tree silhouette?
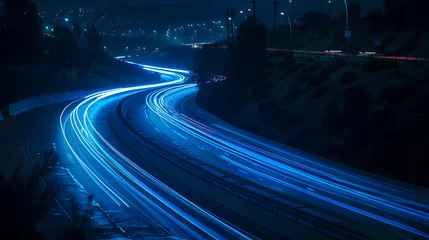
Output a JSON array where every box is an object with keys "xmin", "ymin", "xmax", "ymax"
[
  {"xmin": 348, "ymin": 3, "xmax": 362, "ymax": 23},
  {"xmin": 1, "ymin": 0, "xmax": 42, "ymax": 61},
  {"xmin": 229, "ymin": 16, "xmax": 268, "ymax": 88},
  {"xmin": 0, "ymin": 149, "xmax": 57, "ymax": 239},
  {"xmin": 299, "ymin": 11, "xmax": 331, "ymax": 29},
  {"xmin": 72, "ymin": 22, "xmax": 82, "ymax": 39},
  {"xmin": 85, "ymin": 23, "xmax": 101, "ymax": 50}
]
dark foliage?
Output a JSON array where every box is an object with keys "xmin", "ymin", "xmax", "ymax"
[
  {"xmin": 284, "ymin": 87, "xmax": 305, "ymax": 103},
  {"xmin": 193, "ymin": 47, "xmax": 227, "ymax": 85},
  {"xmin": 0, "ymin": 149, "xmax": 58, "ymax": 239},
  {"xmin": 293, "ymin": 64, "xmax": 321, "ymax": 82},
  {"xmin": 340, "ymin": 71, "xmax": 357, "ymax": 85},
  {"xmin": 377, "ymin": 84, "xmax": 417, "ymax": 105},
  {"xmin": 196, "ymin": 81, "xmax": 247, "ymax": 120},
  {"xmin": 252, "ymin": 81, "xmax": 274, "ymax": 101},
  {"xmin": 85, "ymin": 24, "xmax": 102, "ymax": 51},
  {"xmin": 72, "ymin": 22, "xmax": 83, "ymax": 39},
  {"xmin": 343, "ymin": 85, "xmax": 372, "ymax": 127},
  {"xmin": 0, "ymin": 0, "xmax": 42, "ymax": 63},
  {"xmin": 299, "ymin": 11, "xmax": 331, "ymax": 29},
  {"xmin": 258, "ymin": 100, "xmax": 284, "ymax": 124},
  {"xmin": 398, "ymin": 38, "xmax": 420, "ymax": 56},
  {"xmin": 311, "ymin": 85, "xmax": 330, "ymax": 99},
  {"xmin": 229, "ymin": 16, "xmax": 268, "ymax": 88},
  {"xmin": 363, "ymin": 59, "xmax": 398, "ymax": 72},
  {"xmin": 283, "ymin": 51, "xmax": 295, "ymax": 65},
  {"xmin": 348, "ymin": 3, "xmax": 362, "ymax": 24}
]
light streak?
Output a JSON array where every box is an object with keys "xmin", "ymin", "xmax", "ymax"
[
  {"xmin": 60, "ymin": 63, "xmax": 254, "ymax": 239},
  {"xmin": 143, "ymin": 84, "xmax": 429, "ymax": 239}
]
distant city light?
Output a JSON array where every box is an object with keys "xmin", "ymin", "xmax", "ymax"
[
  {"xmin": 45, "ymin": 26, "xmax": 49, "ymax": 29},
  {"xmin": 240, "ymin": 10, "xmax": 243, "ymax": 14},
  {"xmin": 248, "ymin": 9, "xmax": 251, "ymax": 11},
  {"xmin": 228, "ymin": 17, "xmax": 231, "ymax": 20},
  {"xmin": 280, "ymin": 12, "xmax": 285, "ymax": 16},
  {"xmin": 65, "ymin": 18, "xmax": 69, "ymax": 22}
]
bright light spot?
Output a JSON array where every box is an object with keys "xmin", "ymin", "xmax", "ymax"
[
  {"xmin": 248, "ymin": 8, "xmax": 251, "ymax": 11},
  {"xmin": 280, "ymin": 12, "xmax": 285, "ymax": 15},
  {"xmin": 240, "ymin": 10, "xmax": 243, "ymax": 13},
  {"xmin": 228, "ymin": 17, "xmax": 231, "ymax": 20},
  {"xmin": 65, "ymin": 18, "xmax": 69, "ymax": 22}
]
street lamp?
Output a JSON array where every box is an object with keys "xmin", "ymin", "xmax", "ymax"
[{"xmin": 343, "ymin": 0, "xmax": 350, "ymax": 58}]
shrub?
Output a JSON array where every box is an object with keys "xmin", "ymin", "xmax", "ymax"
[
  {"xmin": 363, "ymin": 59, "xmax": 398, "ymax": 72},
  {"xmin": 322, "ymin": 115, "xmax": 345, "ymax": 134},
  {"xmin": 343, "ymin": 85, "xmax": 372, "ymax": 127},
  {"xmin": 311, "ymin": 85, "xmax": 330, "ymax": 99},
  {"xmin": 319, "ymin": 65, "xmax": 340, "ymax": 77},
  {"xmin": 258, "ymin": 100, "xmax": 284, "ymax": 124},
  {"xmin": 252, "ymin": 81, "xmax": 274, "ymax": 101},
  {"xmin": 340, "ymin": 71, "xmax": 357, "ymax": 85},
  {"xmin": 309, "ymin": 74, "xmax": 329, "ymax": 86},
  {"xmin": 286, "ymin": 63, "xmax": 305, "ymax": 74},
  {"xmin": 293, "ymin": 64, "xmax": 320, "ymax": 82},
  {"xmin": 283, "ymin": 51, "xmax": 295, "ymax": 65},
  {"xmin": 326, "ymin": 100, "xmax": 339, "ymax": 116},
  {"xmin": 306, "ymin": 57, "xmax": 315, "ymax": 63},
  {"xmin": 377, "ymin": 84, "xmax": 417, "ymax": 105},
  {"xmin": 284, "ymin": 87, "xmax": 305, "ymax": 103},
  {"xmin": 1, "ymin": 149, "xmax": 58, "ymax": 239}
]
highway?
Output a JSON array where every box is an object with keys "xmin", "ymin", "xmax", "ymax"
[
  {"xmin": 6, "ymin": 61, "xmax": 428, "ymax": 239},
  {"xmin": 122, "ymin": 82, "xmax": 429, "ymax": 239}
]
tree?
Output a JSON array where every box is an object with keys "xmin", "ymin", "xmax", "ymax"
[
  {"xmin": 299, "ymin": 11, "xmax": 331, "ymax": 29},
  {"xmin": 229, "ymin": 16, "xmax": 268, "ymax": 88},
  {"xmin": 85, "ymin": 23, "xmax": 101, "ymax": 50},
  {"xmin": 72, "ymin": 22, "xmax": 82, "ymax": 39},
  {"xmin": 348, "ymin": 3, "xmax": 361, "ymax": 23},
  {"xmin": 0, "ymin": 149, "xmax": 57, "ymax": 239},
  {"xmin": 1, "ymin": 0, "xmax": 42, "ymax": 60}
]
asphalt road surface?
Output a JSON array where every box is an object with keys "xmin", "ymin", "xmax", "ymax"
[{"xmin": 2, "ymin": 62, "xmax": 429, "ymax": 239}]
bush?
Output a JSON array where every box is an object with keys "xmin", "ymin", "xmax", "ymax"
[
  {"xmin": 309, "ymin": 74, "xmax": 329, "ymax": 87},
  {"xmin": 343, "ymin": 85, "xmax": 372, "ymax": 127},
  {"xmin": 283, "ymin": 52, "xmax": 295, "ymax": 65},
  {"xmin": 293, "ymin": 64, "xmax": 320, "ymax": 82},
  {"xmin": 322, "ymin": 115, "xmax": 345, "ymax": 134},
  {"xmin": 319, "ymin": 65, "xmax": 340, "ymax": 77},
  {"xmin": 340, "ymin": 71, "xmax": 357, "ymax": 85},
  {"xmin": 306, "ymin": 57, "xmax": 315, "ymax": 63},
  {"xmin": 1, "ymin": 149, "xmax": 58, "ymax": 239},
  {"xmin": 377, "ymin": 84, "xmax": 417, "ymax": 105},
  {"xmin": 363, "ymin": 59, "xmax": 398, "ymax": 72},
  {"xmin": 258, "ymin": 100, "xmax": 284, "ymax": 124},
  {"xmin": 286, "ymin": 63, "xmax": 305, "ymax": 74},
  {"xmin": 284, "ymin": 87, "xmax": 305, "ymax": 103},
  {"xmin": 252, "ymin": 81, "xmax": 274, "ymax": 101},
  {"xmin": 326, "ymin": 100, "xmax": 339, "ymax": 116},
  {"xmin": 310, "ymin": 85, "xmax": 330, "ymax": 99}
]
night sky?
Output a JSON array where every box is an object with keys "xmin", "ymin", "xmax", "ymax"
[
  {"xmin": 34, "ymin": 0, "xmax": 383, "ymax": 28},
  {"xmin": 35, "ymin": 0, "xmax": 383, "ymax": 14}
]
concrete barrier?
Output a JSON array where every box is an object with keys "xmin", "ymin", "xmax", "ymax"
[{"xmin": 9, "ymin": 90, "xmax": 88, "ymax": 117}]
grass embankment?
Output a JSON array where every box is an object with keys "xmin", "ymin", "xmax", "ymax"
[{"xmin": 197, "ymin": 56, "xmax": 429, "ymax": 187}]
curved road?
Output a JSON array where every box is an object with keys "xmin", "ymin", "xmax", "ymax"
[
  {"xmin": 5, "ymin": 62, "xmax": 429, "ymax": 239},
  {"xmin": 124, "ymin": 83, "xmax": 429, "ymax": 239}
]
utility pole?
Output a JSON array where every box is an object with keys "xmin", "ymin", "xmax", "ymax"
[
  {"xmin": 230, "ymin": 8, "xmax": 236, "ymax": 43},
  {"xmin": 272, "ymin": 0, "xmax": 279, "ymax": 30},
  {"xmin": 225, "ymin": 8, "xmax": 230, "ymax": 42},
  {"xmin": 250, "ymin": 0, "xmax": 258, "ymax": 17}
]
